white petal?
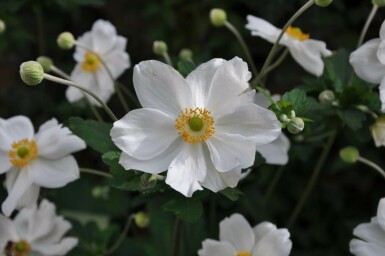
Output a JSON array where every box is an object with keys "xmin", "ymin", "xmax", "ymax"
[
  {"xmin": 185, "ymin": 58, "xmax": 226, "ymax": 108},
  {"xmin": 67, "ymin": 65, "xmax": 91, "ymax": 103},
  {"xmin": 379, "ymin": 77, "xmax": 385, "ymax": 112},
  {"xmin": 252, "ymin": 228, "xmax": 292, "ymax": 256},
  {"xmin": 245, "ymin": 15, "xmax": 281, "ymax": 44},
  {"xmin": 133, "ymin": 60, "xmax": 192, "ymax": 116},
  {"xmin": 92, "ymin": 67, "xmax": 115, "ymax": 104},
  {"xmin": 0, "ymin": 215, "xmax": 19, "ymax": 249},
  {"xmin": 32, "ymin": 237, "xmax": 78, "ymax": 255},
  {"xmin": 0, "ymin": 116, "xmax": 34, "ymax": 151},
  {"xmin": 74, "ymin": 32, "xmax": 92, "ymax": 62},
  {"xmin": 253, "ymin": 222, "xmax": 278, "ymax": 244},
  {"xmin": 378, "ymin": 40, "xmax": 385, "ymax": 65},
  {"xmin": 91, "ymin": 20, "xmax": 117, "ymax": 55},
  {"xmin": 29, "ymin": 156, "xmax": 79, "ymax": 188},
  {"xmin": 103, "ymin": 37, "xmax": 130, "ymax": 78},
  {"xmin": 165, "ymin": 144, "xmax": 206, "ymax": 197},
  {"xmin": 198, "ymin": 239, "xmax": 236, "ymax": 256},
  {"xmin": 350, "ymin": 238, "xmax": 385, "ymax": 256},
  {"xmin": 206, "ymin": 57, "xmax": 253, "ymax": 117},
  {"xmin": 111, "ymin": 108, "xmax": 178, "ymax": 160},
  {"xmin": 118, "ymin": 139, "xmax": 184, "ymax": 174},
  {"xmin": 377, "ymin": 198, "xmax": 385, "ymax": 231},
  {"xmin": 350, "ymin": 39, "xmax": 385, "ymax": 84},
  {"xmin": 353, "ymin": 218, "xmax": 385, "ymax": 248},
  {"xmin": 380, "ymin": 20, "xmax": 385, "ymax": 41},
  {"xmin": 0, "ymin": 150, "xmax": 12, "ymax": 174},
  {"xmin": 256, "ymin": 134, "xmax": 290, "ymax": 165},
  {"xmin": 219, "ymin": 213, "xmax": 255, "ymax": 252}
]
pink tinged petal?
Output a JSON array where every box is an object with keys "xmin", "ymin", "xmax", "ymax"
[
  {"xmin": 0, "ymin": 116, "xmax": 34, "ymax": 151},
  {"xmin": 350, "ymin": 239, "xmax": 385, "ymax": 256},
  {"xmin": 350, "ymin": 39, "xmax": 385, "ymax": 84},
  {"xmin": 245, "ymin": 15, "xmax": 281, "ymax": 44},
  {"xmin": 256, "ymin": 134, "xmax": 290, "ymax": 165},
  {"xmin": 32, "ymin": 237, "xmax": 78, "ymax": 255},
  {"xmin": 252, "ymin": 228, "xmax": 292, "ymax": 256},
  {"xmin": 0, "ymin": 215, "xmax": 19, "ymax": 249},
  {"xmin": 0, "ymin": 150, "xmax": 12, "ymax": 174},
  {"xmin": 118, "ymin": 139, "xmax": 184, "ymax": 174},
  {"xmin": 2, "ymin": 168, "xmax": 34, "ymax": 217},
  {"xmin": 29, "ymin": 156, "xmax": 80, "ymax": 188},
  {"xmin": 219, "ymin": 214, "xmax": 255, "ymax": 252},
  {"xmin": 165, "ymin": 144, "xmax": 206, "ymax": 197},
  {"xmin": 352, "ymin": 218, "xmax": 385, "ymax": 248},
  {"xmin": 91, "ymin": 20, "xmax": 118, "ymax": 54},
  {"xmin": 185, "ymin": 58, "xmax": 226, "ymax": 108},
  {"xmin": 35, "ymin": 118, "xmax": 86, "ymax": 159},
  {"xmin": 198, "ymin": 239, "xmax": 237, "ymax": 256},
  {"xmin": 377, "ymin": 198, "xmax": 385, "ymax": 231},
  {"xmin": 133, "ymin": 60, "xmax": 192, "ymax": 116},
  {"xmin": 111, "ymin": 108, "xmax": 178, "ymax": 160},
  {"xmin": 206, "ymin": 57, "xmax": 253, "ymax": 117},
  {"xmin": 253, "ymin": 222, "xmax": 278, "ymax": 244}
]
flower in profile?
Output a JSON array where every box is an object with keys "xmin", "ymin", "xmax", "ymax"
[
  {"xmin": 198, "ymin": 213, "xmax": 292, "ymax": 256},
  {"xmin": 0, "ymin": 116, "xmax": 86, "ymax": 216},
  {"xmin": 67, "ymin": 20, "xmax": 130, "ymax": 105},
  {"xmin": 350, "ymin": 20, "xmax": 385, "ymax": 112},
  {"xmin": 245, "ymin": 15, "xmax": 332, "ymax": 77},
  {"xmin": 350, "ymin": 198, "xmax": 385, "ymax": 255},
  {"xmin": 111, "ymin": 57, "xmax": 281, "ymax": 197},
  {"xmin": 0, "ymin": 199, "xmax": 78, "ymax": 256}
]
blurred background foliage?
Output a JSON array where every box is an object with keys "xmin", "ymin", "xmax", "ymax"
[{"xmin": 0, "ymin": 0, "xmax": 385, "ymax": 255}]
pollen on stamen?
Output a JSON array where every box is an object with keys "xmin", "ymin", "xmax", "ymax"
[
  {"xmin": 81, "ymin": 51, "xmax": 101, "ymax": 72},
  {"xmin": 285, "ymin": 26, "xmax": 310, "ymax": 41},
  {"xmin": 9, "ymin": 139, "xmax": 38, "ymax": 167}
]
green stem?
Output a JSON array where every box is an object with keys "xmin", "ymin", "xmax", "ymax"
[
  {"xmin": 358, "ymin": 156, "xmax": 385, "ymax": 180},
  {"xmin": 51, "ymin": 66, "xmax": 71, "ymax": 80},
  {"xmin": 357, "ymin": 4, "xmax": 379, "ymax": 48},
  {"xmin": 80, "ymin": 168, "xmax": 112, "ymax": 178},
  {"xmin": 224, "ymin": 21, "xmax": 259, "ymax": 77},
  {"xmin": 262, "ymin": 49, "xmax": 289, "ymax": 76},
  {"xmin": 263, "ymin": 166, "xmax": 285, "ymax": 204},
  {"xmin": 116, "ymin": 81, "xmax": 141, "ymax": 107},
  {"xmin": 288, "ymin": 130, "xmax": 337, "ymax": 228},
  {"xmin": 172, "ymin": 218, "xmax": 181, "ymax": 256},
  {"xmin": 253, "ymin": 0, "xmax": 315, "ymax": 88},
  {"xmin": 43, "ymin": 74, "xmax": 118, "ymax": 121},
  {"xmin": 163, "ymin": 52, "xmax": 173, "ymax": 66},
  {"xmin": 105, "ymin": 215, "xmax": 134, "ymax": 255}
]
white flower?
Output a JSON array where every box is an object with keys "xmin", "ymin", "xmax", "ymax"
[
  {"xmin": 67, "ymin": 19, "xmax": 130, "ymax": 105},
  {"xmin": 0, "ymin": 116, "xmax": 86, "ymax": 216},
  {"xmin": 245, "ymin": 15, "xmax": 332, "ymax": 77},
  {"xmin": 350, "ymin": 198, "xmax": 385, "ymax": 255},
  {"xmin": 111, "ymin": 57, "xmax": 281, "ymax": 197},
  {"xmin": 0, "ymin": 199, "xmax": 78, "ymax": 256},
  {"xmin": 370, "ymin": 116, "xmax": 385, "ymax": 147},
  {"xmin": 350, "ymin": 20, "xmax": 385, "ymax": 112},
  {"xmin": 198, "ymin": 213, "xmax": 292, "ymax": 256},
  {"xmin": 254, "ymin": 94, "xmax": 290, "ymax": 165}
]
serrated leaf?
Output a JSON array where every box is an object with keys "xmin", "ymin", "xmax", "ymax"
[
  {"xmin": 338, "ymin": 109, "xmax": 367, "ymax": 131},
  {"xmin": 282, "ymin": 89, "xmax": 310, "ymax": 116},
  {"xmin": 163, "ymin": 195, "xmax": 203, "ymax": 223},
  {"xmin": 324, "ymin": 49, "xmax": 352, "ymax": 92},
  {"xmin": 220, "ymin": 188, "xmax": 244, "ymax": 201},
  {"xmin": 177, "ymin": 60, "xmax": 196, "ymax": 77}
]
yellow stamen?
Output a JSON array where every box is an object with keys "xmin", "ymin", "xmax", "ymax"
[
  {"xmin": 81, "ymin": 51, "xmax": 101, "ymax": 72},
  {"xmin": 236, "ymin": 251, "xmax": 251, "ymax": 256},
  {"xmin": 9, "ymin": 139, "xmax": 38, "ymax": 167},
  {"xmin": 4, "ymin": 240, "xmax": 32, "ymax": 256},
  {"xmin": 285, "ymin": 26, "xmax": 310, "ymax": 41},
  {"xmin": 175, "ymin": 107, "xmax": 215, "ymax": 144}
]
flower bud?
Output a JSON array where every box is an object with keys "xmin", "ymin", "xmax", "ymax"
[
  {"xmin": 318, "ymin": 90, "xmax": 335, "ymax": 106},
  {"xmin": 339, "ymin": 146, "xmax": 359, "ymax": 164},
  {"xmin": 315, "ymin": 0, "xmax": 333, "ymax": 7},
  {"xmin": 153, "ymin": 41, "xmax": 168, "ymax": 56},
  {"xmin": 92, "ymin": 186, "xmax": 110, "ymax": 199},
  {"xmin": 287, "ymin": 117, "xmax": 304, "ymax": 134},
  {"xmin": 210, "ymin": 8, "xmax": 227, "ymax": 27},
  {"xmin": 0, "ymin": 19, "xmax": 5, "ymax": 34},
  {"xmin": 371, "ymin": 116, "xmax": 385, "ymax": 147},
  {"xmin": 373, "ymin": 0, "xmax": 385, "ymax": 6},
  {"xmin": 57, "ymin": 32, "xmax": 75, "ymax": 50},
  {"xmin": 36, "ymin": 56, "xmax": 53, "ymax": 72},
  {"xmin": 134, "ymin": 212, "xmax": 150, "ymax": 228},
  {"xmin": 140, "ymin": 173, "xmax": 157, "ymax": 189},
  {"xmin": 20, "ymin": 61, "xmax": 44, "ymax": 86},
  {"xmin": 179, "ymin": 48, "xmax": 193, "ymax": 61},
  {"xmin": 280, "ymin": 114, "xmax": 289, "ymax": 123},
  {"xmin": 289, "ymin": 110, "xmax": 296, "ymax": 119}
]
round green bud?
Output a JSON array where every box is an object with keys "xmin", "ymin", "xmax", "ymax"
[
  {"xmin": 36, "ymin": 56, "xmax": 53, "ymax": 72},
  {"xmin": 20, "ymin": 61, "xmax": 44, "ymax": 86},
  {"xmin": 280, "ymin": 114, "xmax": 289, "ymax": 123},
  {"xmin": 57, "ymin": 32, "xmax": 75, "ymax": 50},
  {"xmin": 339, "ymin": 146, "xmax": 359, "ymax": 164},
  {"xmin": 179, "ymin": 48, "xmax": 193, "ymax": 61},
  {"xmin": 92, "ymin": 186, "xmax": 110, "ymax": 199},
  {"xmin": 287, "ymin": 117, "xmax": 305, "ymax": 134},
  {"xmin": 318, "ymin": 90, "xmax": 336, "ymax": 106},
  {"xmin": 0, "ymin": 19, "xmax": 6, "ymax": 34},
  {"xmin": 210, "ymin": 8, "xmax": 227, "ymax": 27},
  {"xmin": 373, "ymin": 0, "xmax": 385, "ymax": 6},
  {"xmin": 315, "ymin": 0, "xmax": 333, "ymax": 7},
  {"xmin": 140, "ymin": 173, "xmax": 157, "ymax": 189},
  {"xmin": 153, "ymin": 41, "xmax": 168, "ymax": 56},
  {"xmin": 134, "ymin": 212, "xmax": 150, "ymax": 228}
]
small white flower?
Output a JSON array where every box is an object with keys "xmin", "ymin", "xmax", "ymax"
[
  {"xmin": 350, "ymin": 198, "xmax": 385, "ymax": 255},
  {"xmin": 350, "ymin": 20, "xmax": 385, "ymax": 112},
  {"xmin": 198, "ymin": 213, "xmax": 292, "ymax": 256},
  {"xmin": 0, "ymin": 199, "xmax": 78, "ymax": 256},
  {"xmin": 0, "ymin": 116, "xmax": 86, "ymax": 216},
  {"xmin": 67, "ymin": 19, "xmax": 130, "ymax": 105},
  {"xmin": 111, "ymin": 57, "xmax": 281, "ymax": 197},
  {"xmin": 245, "ymin": 15, "xmax": 332, "ymax": 77},
  {"xmin": 370, "ymin": 116, "xmax": 385, "ymax": 147}
]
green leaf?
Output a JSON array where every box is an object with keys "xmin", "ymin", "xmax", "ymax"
[
  {"xmin": 324, "ymin": 49, "xmax": 352, "ymax": 92},
  {"xmin": 163, "ymin": 195, "xmax": 203, "ymax": 223},
  {"xmin": 338, "ymin": 109, "xmax": 367, "ymax": 131},
  {"xmin": 282, "ymin": 89, "xmax": 310, "ymax": 116},
  {"xmin": 177, "ymin": 60, "xmax": 196, "ymax": 77},
  {"xmin": 220, "ymin": 187, "xmax": 244, "ymax": 201},
  {"xmin": 66, "ymin": 117, "xmax": 117, "ymax": 154}
]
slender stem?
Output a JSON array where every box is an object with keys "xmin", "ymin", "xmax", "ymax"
[
  {"xmin": 358, "ymin": 156, "xmax": 385, "ymax": 180},
  {"xmin": 263, "ymin": 166, "xmax": 285, "ymax": 204},
  {"xmin": 114, "ymin": 83, "xmax": 130, "ymax": 112},
  {"xmin": 105, "ymin": 215, "xmax": 134, "ymax": 255},
  {"xmin": 116, "ymin": 81, "xmax": 141, "ymax": 107},
  {"xmin": 43, "ymin": 74, "xmax": 118, "ymax": 121},
  {"xmin": 80, "ymin": 168, "xmax": 112, "ymax": 178},
  {"xmin": 288, "ymin": 130, "xmax": 337, "ymax": 228},
  {"xmin": 172, "ymin": 218, "xmax": 181, "ymax": 256},
  {"xmin": 224, "ymin": 21, "xmax": 259, "ymax": 77},
  {"xmin": 263, "ymin": 49, "xmax": 289, "ymax": 76},
  {"xmin": 253, "ymin": 0, "xmax": 315, "ymax": 88},
  {"xmin": 51, "ymin": 66, "xmax": 71, "ymax": 80},
  {"xmin": 163, "ymin": 52, "xmax": 173, "ymax": 66},
  {"xmin": 357, "ymin": 4, "xmax": 379, "ymax": 48}
]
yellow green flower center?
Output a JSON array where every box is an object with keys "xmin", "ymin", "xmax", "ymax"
[
  {"xmin": 175, "ymin": 107, "xmax": 215, "ymax": 144},
  {"xmin": 285, "ymin": 26, "xmax": 310, "ymax": 41},
  {"xmin": 236, "ymin": 251, "xmax": 251, "ymax": 256},
  {"xmin": 9, "ymin": 139, "xmax": 38, "ymax": 167},
  {"xmin": 81, "ymin": 51, "xmax": 101, "ymax": 72},
  {"xmin": 4, "ymin": 240, "xmax": 32, "ymax": 256}
]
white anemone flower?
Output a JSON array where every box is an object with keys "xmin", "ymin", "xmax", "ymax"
[
  {"xmin": 0, "ymin": 116, "xmax": 86, "ymax": 217},
  {"xmin": 350, "ymin": 21, "xmax": 385, "ymax": 112},
  {"xmin": 111, "ymin": 57, "xmax": 281, "ymax": 197},
  {"xmin": 245, "ymin": 15, "xmax": 332, "ymax": 77},
  {"xmin": 198, "ymin": 213, "xmax": 292, "ymax": 256},
  {"xmin": 0, "ymin": 199, "xmax": 78, "ymax": 256},
  {"xmin": 67, "ymin": 19, "xmax": 130, "ymax": 105},
  {"xmin": 350, "ymin": 198, "xmax": 385, "ymax": 255}
]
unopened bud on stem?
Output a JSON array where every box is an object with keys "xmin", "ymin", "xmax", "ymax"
[
  {"xmin": 318, "ymin": 90, "xmax": 335, "ymax": 106},
  {"xmin": 134, "ymin": 212, "xmax": 150, "ymax": 228},
  {"xmin": 153, "ymin": 41, "xmax": 168, "ymax": 56},
  {"xmin": 287, "ymin": 117, "xmax": 304, "ymax": 134},
  {"xmin": 315, "ymin": 0, "xmax": 333, "ymax": 7},
  {"xmin": 373, "ymin": 0, "xmax": 385, "ymax": 7},
  {"xmin": 36, "ymin": 56, "xmax": 53, "ymax": 72},
  {"xmin": 57, "ymin": 32, "xmax": 75, "ymax": 50},
  {"xmin": 179, "ymin": 48, "xmax": 193, "ymax": 61},
  {"xmin": 0, "ymin": 20, "xmax": 5, "ymax": 33},
  {"xmin": 20, "ymin": 61, "xmax": 44, "ymax": 86},
  {"xmin": 339, "ymin": 146, "xmax": 359, "ymax": 164},
  {"xmin": 210, "ymin": 8, "xmax": 227, "ymax": 27}
]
